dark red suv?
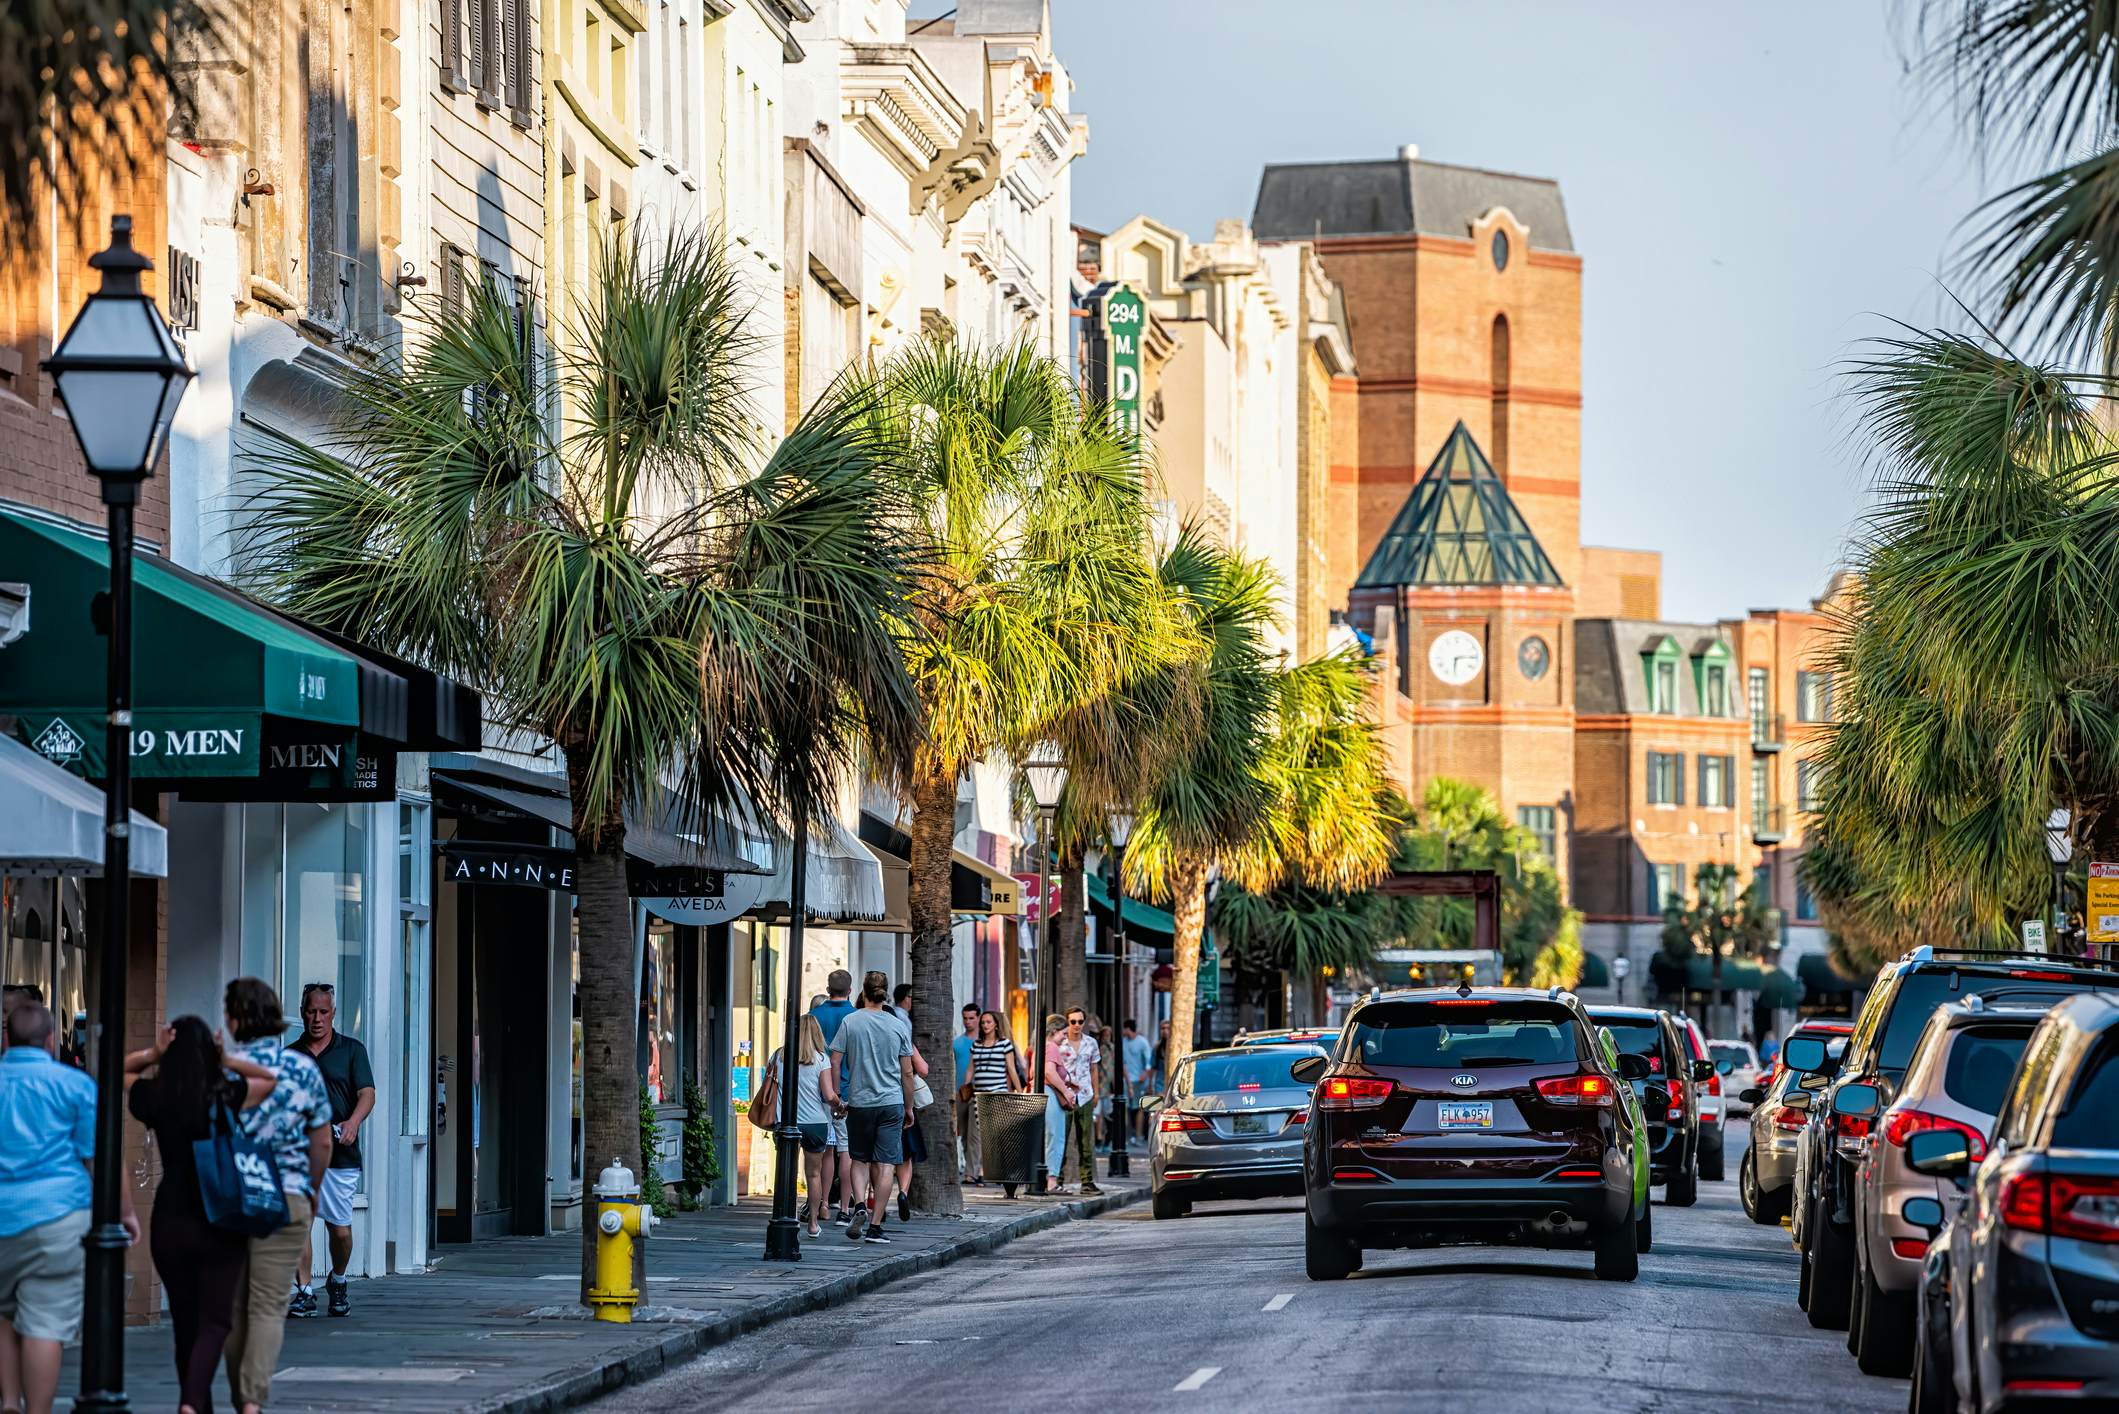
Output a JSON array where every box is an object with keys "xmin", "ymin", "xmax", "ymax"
[{"xmin": 1295, "ymin": 986, "xmax": 1652, "ymax": 1282}]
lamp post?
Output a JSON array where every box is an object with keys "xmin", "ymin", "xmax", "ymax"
[
  {"xmin": 2045, "ymin": 807, "xmax": 2073, "ymax": 954},
  {"xmin": 762, "ymin": 773, "xmax": 811, "ymax": 1262},
  {"xmin": 1105, "ymin": 814, "xmax": 1132, "ymax": 1178},
  {"xmin": 43, "ymin": 215, "xmax": 195, "ymax": 1414},
  {"xmin": 1020, "ymin": 742, "xmax": 1067, "ymax": 1195}
]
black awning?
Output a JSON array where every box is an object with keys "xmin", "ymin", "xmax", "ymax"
[
  {"xmin": 858, "ymin": 811, "xmax": 1007, "ymax": 914},
  {"xmin": 433, "ymin": 765, "xmax": 762, "ymax": 881},
  {"xmin": 286, "ymin": 618, "xmax": 482, "ymax": 750}
]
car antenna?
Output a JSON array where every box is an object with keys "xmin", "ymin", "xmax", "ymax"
[{"xmin": 1457, "ymin": 979, "xmax": 1473, "ymax": 998}]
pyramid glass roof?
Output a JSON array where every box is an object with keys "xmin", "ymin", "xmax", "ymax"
[{"xmin": 1352, "ymin": 421, "xmax": 1564, "ymax": 589}]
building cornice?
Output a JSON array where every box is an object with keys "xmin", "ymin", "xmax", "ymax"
[{"xmin": 843, "ymin": 44, "xmax": 970, "ymax": 181}]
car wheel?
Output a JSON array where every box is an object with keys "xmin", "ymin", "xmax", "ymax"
[
  {"xmin": 1798, "ymin": 1221, "xmax": 1815, "ymax": 1310},
  {"xmin": 1701, "ymin": 1133, "xmax": 1726, "ymax": 1182},
  {"xmin": 1806, "ymin": 1196, "xmax": 1854, "ymax": 1330},
  {"xmin": 1740, "ymin": 1149, "xmax": 1779, "ymax": 1225},
  {"xmin": 1304, "ymin": 1209, "xmax": 1356, "ymax": 1282},
  {"xmin": 1151, "ymin": 1189, "xmax": 1185, "ymax": 1221},
  {"xmin": 1636, "ymin": 1193, "xmax": 1654, "ymax": 1253},
  {"xmin": 1594, "ymin": 1209, "xmax": 1639, "ymax": 1282},
  {"xmin": 1665, "ymin": 1164, "xmax": 1698, "ymax": 1208},
  {"xmin": 1847, "ymin": 1244, "xmax": 1868, "ymax": 1356},
  {"xmin": 1855, "ymin": 1261, "xmax": 1915, "ymax": 1377},
  {"xmin": 1910, "ymin": 1311, "xmax": 1951, "ymax": 1414}
]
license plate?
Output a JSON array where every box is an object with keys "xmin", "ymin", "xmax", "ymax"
[
  {"xmin": 1231, "ymin": 1113, "xmax": 1270, "ymax": 1135},
  {"xmin": 1438, "ymin": 1101, "xmax": 1494, "ymax": 1130}
]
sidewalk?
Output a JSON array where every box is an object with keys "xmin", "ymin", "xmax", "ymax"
[{"xmin": 70, "ymin": 1156, "xmax": 1147, "ymax": 1413}]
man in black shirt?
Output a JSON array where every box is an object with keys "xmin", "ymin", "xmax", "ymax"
[{"xmin": 287, "ymin": 983, "xmax": 374, "ymax": 1319}]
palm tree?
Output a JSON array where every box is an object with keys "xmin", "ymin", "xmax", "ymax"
[
  {"xmin": 1125, "ymin": 532, "xmax": 1391, "ymax": 1077},
  {"xmin": 235, "ymin": 227, "xmax": 916, "ymax": 1285},
  {"xmin": 874, "ymin": 340, "xmax": 1168, "ymax": 1215}
]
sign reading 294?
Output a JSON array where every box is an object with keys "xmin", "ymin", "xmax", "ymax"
[{"xmin": 1102, "ymin": 285, "xmax": 1146, "ymax": 444}]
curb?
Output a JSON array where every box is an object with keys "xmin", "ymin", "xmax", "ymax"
[{"xmin": 470, "ymin": 1185, "xmax": 1146, "ymax": 1413}]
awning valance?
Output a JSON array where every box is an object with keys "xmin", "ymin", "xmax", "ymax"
[
  {"xmin": 1577, "ymin": 951, "xmax": 1612, "ymax": 988},
  {"xmin": 0, "ymin": 734, "xmax": 166, "ymax": 876},
  {"xmin": 1085, "ymin": 872, "xmax": 1176, "ymax": 939},
  {"xmin": 1649, "ymin": 952, "xmax": 1801, "ymax": 1006},
  {"xmin": 857, "ymin": 811, "xmax": 1018, "ymax": 917}
]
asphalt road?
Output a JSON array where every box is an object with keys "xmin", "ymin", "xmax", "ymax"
[{"xmin": 592, "ymin": 1126, "xmax": 1903, "ymax": 1413}]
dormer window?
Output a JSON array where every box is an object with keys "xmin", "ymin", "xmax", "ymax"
[
  {"xmin": 1691, "ymin": 638, "xmax": 1733, "ymax": 717},
  {"xmin": 1642, "ymin": 634, "xmax": 1684, "ymax": 715}
]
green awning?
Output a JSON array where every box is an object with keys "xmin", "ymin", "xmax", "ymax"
[
  {"xmin": 1086, "ymin": 872, "xmax": 1179, "ymax": 939},
  {"xmin": 1650, "ymin": 953, "xmax": 1799, "ymax": 1002},
  {"xmin": 1, "ymin": 510, "xmax": 361, "ymax": 778},
  {"xmin": 1577, "ymin": 951, "xmax": 1611, "ymax": 987},
  {"xmin": 1798, "ymin": 951, "xmax": 1862, "ymax": 997}
]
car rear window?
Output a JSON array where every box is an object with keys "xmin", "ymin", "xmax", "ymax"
[
  {"xmin": 1598, "ymin": 1019, "xmax": 1671, "ymax": 1073},
  {"xmin": 1187, "ymin": 1051, "xmax": 1320, "ymax": 1093},
  {"xmin": 1710, "ymin": 1042, "xmax": 1753, "ymax": 1069},
  {"xmin": 1939, "ymin": 1026, "xmax": 2035, "ymax": 1114},
  {"xmin": 1349, "ymin": 1002, "xmax": 1580, "ymax": 1067},
  {"xmin": 1883, "ymin": 969, "xmax": 2119, "ymax": 1073},
  {"xmin": 2052, "ymin": 1040, "xmax": 2119, "ymax": 1148}
]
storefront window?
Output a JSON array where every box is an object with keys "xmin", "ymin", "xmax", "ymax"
[
  {"xmin": 1, "ymin": 877, "xmax": 89, "ymax": 1065},
  {"xmin": 640, "ymin": 921, "xmax": 680, "ymax": 1103},
  {"xmin": 397, "ymin": 802, "xmax": 431, "ymax": 1137},
  {"xmin": 240, "ymin": 802, "xmax": 369, "ymax": 1044}
]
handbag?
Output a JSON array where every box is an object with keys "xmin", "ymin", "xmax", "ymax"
[
  {"xmin": 193, "ymin": 1097, "xmax": 289, "ymax": 1238},
  {"xmin": 747, "ymin": 1053, "xmax": 779, "ymax": 1131},
  {"xmin": 911, "ymin": 1074, "xmax": 935, "ymax": 1110}
]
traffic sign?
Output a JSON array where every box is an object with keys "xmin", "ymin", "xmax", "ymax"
[
  {"xmin": 2090, "ymin": 863, "xmax": 2119, "ymax": 944},
  {"xmin": 2021, "ymin": 918, "xmax": 2046, "ymax": 953}
]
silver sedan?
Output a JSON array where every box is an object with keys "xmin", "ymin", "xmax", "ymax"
[{"xmin": 1148, "ymin": 1044, "xmax": 1325, "ymax": 1220}]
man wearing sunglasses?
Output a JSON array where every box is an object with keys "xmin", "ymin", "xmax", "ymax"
[{"xmin": 287, "ymin": 983, "xmax": 373, "ymax": 1319}]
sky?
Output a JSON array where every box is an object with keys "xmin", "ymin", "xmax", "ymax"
[{"xmin": 1027, "ymin": 0, "xmax": 2024, "ymax": 622}]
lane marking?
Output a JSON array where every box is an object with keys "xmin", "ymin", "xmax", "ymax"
[
  {"xmin": 1174, "ymin": 1368, "xmax": 1221, "ymax": 1392},
  {"xmin": 1263, "ymin": 1293, "xmax": 1293, "ymax": 1312}
]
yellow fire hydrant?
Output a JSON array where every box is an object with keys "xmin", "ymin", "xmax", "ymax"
[{"xmin": 589, "ymin": 1156, "xmax": 658, "ymax": 1324}]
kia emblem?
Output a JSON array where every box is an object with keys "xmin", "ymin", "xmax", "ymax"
[{"xmin": 1451, "ymin": 1074, "xmax": 1478, "ymax": 1088}]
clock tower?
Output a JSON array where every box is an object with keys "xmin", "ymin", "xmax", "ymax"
[{"xmin": 1347, "ymin": 422, "xmax": 1577, "ymax": 885}]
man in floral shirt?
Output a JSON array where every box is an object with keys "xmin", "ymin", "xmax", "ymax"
[
  {"xmin": 221, "ymin": 978, "xmax": 332, "ymax": 1414},
  {"xmin": 1058, "ymin": 1008, "xmax": 1101, "ymax": 1195}
]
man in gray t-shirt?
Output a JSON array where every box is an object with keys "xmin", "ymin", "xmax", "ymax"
[{"xmin": 828, "ymin": 972, "xmax": 914, "ymax": 1243}]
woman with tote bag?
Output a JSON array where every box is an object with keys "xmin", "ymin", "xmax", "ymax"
[{"xmin": 125, "ymin": 1017, "xmax": 276, "ymax": 1414}]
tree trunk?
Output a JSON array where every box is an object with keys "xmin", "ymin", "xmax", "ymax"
[
  {"xmin": 566, "ymin": 751, "xmax": 638, "ymax": 1303},
  {"xmin": 1057, "ymin": 845, "xmax": 1088, "ymax": 1014},
  {"xmin": 905, "ymin": 771, "xmax": 963, "ymax": 1216},
  {"xmin": 1164, "ymin": 855, "xmax": 1210, "ymax": 1081}
]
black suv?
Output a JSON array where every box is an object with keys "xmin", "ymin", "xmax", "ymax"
[
  {"xmin": 1783, "ymin": 945, "xmax": 2119, "ymax": 1332},
  {"xmin": 1297, "ymin": 986, "xmax": 1653, "ymax": 1283},
  {"xmin": 1587, "ymin": 1005, "xmax": 1709, "ymax": 1207}
]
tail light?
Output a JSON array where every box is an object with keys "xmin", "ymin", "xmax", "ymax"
[
  {"xmin": 1773, "ymin": 1106, "xmax": 1809, "ymax": 1132},
  {"xmin": 1554, "ymin": 1166, "xmax": 1604, "ymax": 1179},
  {"xmin": 1835, "ymin": 1111, "xmax": 1871, "ymax": 1140},
  {"xmin": 2002, "ymin": 1173, "xmax": 2119, "ymax": 1242},
  {"xmin": 1534, "ymin": 1074, "xmax": 1614, "ymax": 1107},
  {"xmin": 1288, "ymin": 1110, "xmax": 1307, "ymax": 1125},
  {"xmin": 1881, "ymin": 1109, "xmax": 1986, "ymax": 1161},
  {"xmin": 1317, "ymin": 1075, "xmax": 1395, "ymax": 1110},
  {"xmin": 1705, "ymin": 1071, "xmax": 1722, "ymax": 1098},
  {"xmin": 1158, "ymin": 1112, "xmax": 1209, "ymax": 1133},
  {"xmin": 1332, "ymin": 1167, "xmax": 1385, "ymax": 1182}
]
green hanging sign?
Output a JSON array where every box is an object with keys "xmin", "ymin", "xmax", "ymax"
[
  {"xmin": 1101, "ymin": 284, "xmax": 1145, "ymax": 445},
  {"xmin": 1197, "ymin": 935, "xmax": 1221, "ymax": 1008}
]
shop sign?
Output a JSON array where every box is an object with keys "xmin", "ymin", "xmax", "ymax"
[
  {"xmin": 441, "ymin": 841, "xmax": 577, "ymax": 891},
  {"xmin": 644, "ymin": 870, "xmax": 772, "ymax": 925},
  {"xmin": 1197, "ymin": 937, "xmax": 1222, "ymax": 1007},
  {"xmin": 2088, "ymin": 863, "xmax": 2119, "ymax": 943},
  {"xmin": 986, "ymin": 876, "xmax": 1021, "ymax": 916},
  {"xmin": 1100, "ymin": 284, "xmax": 1145, "ymax": 444},
  {"xmin": 177, "ymin": 723, "xmax": 395, "ymax": 802},
  {"xmin": 21, "ymin": 711, "xmax": 263, "ymax": 777}
]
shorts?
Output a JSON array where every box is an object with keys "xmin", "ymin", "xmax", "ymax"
[
  {"xmin": 798, "ymin": 1123, "xmax": 829, "ymax": 1154},
  {"xmin": 316, "ymin": 1168, "xmax": 360, "ymax": 1227},
  {"xmin": 0, "ymin": 1208, "xmax": 90, "ymax": 1342},
  {"xmin": 830, "ymin": 1113, "xmax": 848, "ymax": 1153},
  {"xmin": 902, "ymin": 1115, "xmax": 929, "ymax": 1164},
  {"xmin": 846, "ymin": 1104, "xmax": 904, "ymax": 1166}
]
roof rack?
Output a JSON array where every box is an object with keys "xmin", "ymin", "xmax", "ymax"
[{"xmin": 1899, "ymin": 945, "xmax": 2119, "ymax": 973}]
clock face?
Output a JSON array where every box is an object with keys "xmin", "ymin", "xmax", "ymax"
[
  {"xmin": 1428, "ymin": 629, "xmax": 1485, "ymax": 687},
  {"xmin": 1518, "ymin": 635, "xmax": 1550, "ymax": 681}
]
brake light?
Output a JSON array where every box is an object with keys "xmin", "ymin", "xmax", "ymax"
[
  {"xmin": 2003, "ymin": 1173, "xmax": 2119, "ymax": 1242},
  {"xmin": 2005, "ymin": 1381, "xmax": 2087, "ymax": 1393},
  {"xmin": 2007, "ymin": 969, "xmax": 2073, "ymax": 982},
  {"xmin": 1835, "ymin": 1113, "xmax": 1871, "ymax": 1140},
  {"xmin": 1534, "ymin": 1074, "xmax": 1614, "ymax": 1107},
  {"xmin": 1237, "ymin": 1082, "xmax": 1262, "ymax": 1091},
  {"xmin": 1881, "ymin": 1109, "xmax": 1987, "ymax": 1161},
  {"xmin": 1317, "ymin": 1075, "xmax": 1395, "ymax": 1109},
  {"xmin": 1773, "ymin": 1106, "xmax": 1809, "ymax": 1132},
  {"xmin": 1891, "ymin": 1237, "xmax": 1929, "ymax": 1259},
  {"xmin": 1158, "ymin": 1112, "xmax": 1209, "ymax": 1133},
  {"xmin": 1288, "ymin": 1110, "xmax": 1307, "ymax": 1125},
  {"xmin": 1332, "ymin": 1167, "xmax": 1384, "ymax": 1182},
  {"xmin": 1429, "ymin": 999, "xmax": 1492, "ymax": 1007},
  {"xmin": 1555, "ymin": 1167, "xmax": 1603, "ymax": 1179},
  {"xmin": 1705, "ymin": 1071, "xmax": 1722, "ymax": 1097}
]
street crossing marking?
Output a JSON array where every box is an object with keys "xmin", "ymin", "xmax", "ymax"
[
  {"xmin": 1174, "ymin": 1368, "xmax": 1222, "ymax": 1392},
  {"xmin": 1263, "ymin": 1293, "xmax": 1293, "ymax": 1311}
]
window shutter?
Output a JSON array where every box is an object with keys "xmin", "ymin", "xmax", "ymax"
[
  {"xmin": 443, "ymin": 0, "xmax": 466, "ymax": 89},
  {"xmin": 440, "ymin": 244, "xmax": 463, "ymax": 316},
  {"xmin": 1673, "ymin": 753, "xmax": 1685, "ymax": 806},
  {"xmin": 468, "ymin": 0, "xmax": 490, "ymax": 104},
  {"xmin": 506, "ymin": 0, "xmax": 532, "ymax": 123},
  {"xmin": 1696, "ymin": 756, "xmax": 1707, "ymax": 807}
]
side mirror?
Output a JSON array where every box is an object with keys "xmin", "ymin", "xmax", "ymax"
[
  {"xmin": 1781, "ymin": 1036, "xmax": 1829, "ymax": 1074},
  {"xmin": 1691, "ymin": 1058, "xmax": 1716, "ymax": 1083},
  {"xmin": 1798, "ymin": 1071, "xmax": 1832, "ymax": 1093},
  {"xmin": 1289, "ymin": 1054, "xmax": 1328, "ymax": 1086},
  {"xmin": 1901, "ymin": 1196, "xmax": 1946, "ymax": 1234},
  {"xmin": 1833, "ymin": 1083, "xmax": 1881, "ymax": 1118},
  {"xmin": 1905, "ymin": 1129, "xmax": 1973, "ymax": 1178},
  {"xmin": 1716, "ymin": 1058, "xmax": 1735, "ymax": 1076},
  {"xmin": 1738, "ymin": 1086, "xmax": 1765, "ymax": 1106},
  {"xmin": 1781, "ymin": 1090, "xmax": 1812, "ymax": 1112},
  {"xmin": 1615, "ymin": 1053, "xmax": 1652, "ymax": 1081}
]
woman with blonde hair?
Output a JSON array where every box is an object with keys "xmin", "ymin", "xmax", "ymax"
[{"xmin": 765, "ymin": 1014, "xmax": 839, "ymax": 1237}]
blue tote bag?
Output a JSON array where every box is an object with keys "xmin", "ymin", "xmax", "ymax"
[{"xmin": 193, "ymin": 1098, "xmax": 290, "ymax": 1237}]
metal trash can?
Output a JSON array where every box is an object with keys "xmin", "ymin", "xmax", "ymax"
[{"xmin": 976, "ymin": 1091, "xmax": 1047, "ymax": 1198}]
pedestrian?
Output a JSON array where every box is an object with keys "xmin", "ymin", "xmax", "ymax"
[
  {"xmin": 1121, "ymin": 1018, "xmax": 1154, "ymax": 1146},
  {"xmin": 0, "ymin": 1002, "xmax": 136, "ymax": 1414},
  {"xmin": 1057, "ymin": 1007, "xmax": 1101, "ymax": 1194},
  {"xmin": 828, "ymin": 972, "xmax": 914, "ymax": 1244},
  {"xmin": 808, "ymin": 972, "xmax": 855, "ymax": 1219},
  {"xmin": 887, "ymin": 984, "xmax": 932, "ymax": 1223},
  {"xmin": 952, "ymin": 1003, "xmax": 978, "ymax": 1181},
  {"xmin": 965, "ymin": 1011, "xmax": 1023, "ymax": 1186},
  {"xmin": 1153, "ymin": 1018, "xmax": 1172, "ymax": 1092},
  {"xmin": 1758, "ymin": 1031, "xmax": 1779, "ymax": 1066},
  {"xmin": 765, "ymin": 1015, "xmax": 839, "ymax": 1238},
  {"xmin": 219, "ymin": 979, "xmax": 332, "ymax": 1414},
  {"xmin": 1040, "ymin": 1014, "xmax": 1070, "ymax": 1194},
  {"xmin": 285, "ymin": 984, "xmax": 373, "ymax": 1319},
  {"xmin": 125, "ymin": 1017, "xmax": 277, "ymax": 1414}
]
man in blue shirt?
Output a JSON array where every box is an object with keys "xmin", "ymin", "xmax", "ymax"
[
  {"xmin": 808, "ymin": 971, "xmax": 856, "ymax": 1218},
  {"xmin": 952, "ymin": 1004, "xmax": 977, "ymax": 1179},
  {"xmin": 0, "ymin": 1003, "xmax": 135, "ymax": 1414}
]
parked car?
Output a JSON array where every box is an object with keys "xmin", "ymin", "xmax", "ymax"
[
  {"xmin": 1149, "ymin": 1043, "xmax": 1327, "ymax": 1219},
  {"xmin": 1681, "ymin": 1015, "xmax": 1727, "ymax": 1181},
  {"xmin": 1901, "ymin": 991, "xmax": 2119, "ymax": 1411},
  {"xmin": 1587, "ymin": 1005, "xmax": 1708, "ymax": 1205},
  {"xmin": 1296, "ymin": 986, "xmax": 1652, "ymax": 1282},
  {"xmin": 1710, "ymin": 1037, "xmax": 1761, "ymax": 1113},
  {"xmin": 1739, "ymin": 1043, "xmax": 1838, "ymax": 1225},
  {"xmin": 1782, "ymin": 945, "xmax": 2119, "ymax": 1332},
  {"xmin": 1836, "ymin": 995, "xmax": 2050, "ymax": 1375}
]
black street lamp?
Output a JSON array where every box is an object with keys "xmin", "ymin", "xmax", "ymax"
[
  {"xmin": 1104, "ymin": 814, "xmax": 1132, "ymax": 1178},
  {"xmin": 44, "ymin": 215, "xmax": 195, "ymax": 1414},
  {"xmin": 1020, "ymin": 742, "xmax": 1066, "ymax": 1195},
  {"xmin": 762, "ymin": 775, "xmax": 812, "ymax": 1262}
]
